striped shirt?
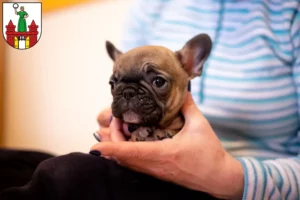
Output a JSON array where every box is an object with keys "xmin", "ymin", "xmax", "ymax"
[{"xmin": 118, "ymin": 0, "xmax": 300, "ymax": 199}]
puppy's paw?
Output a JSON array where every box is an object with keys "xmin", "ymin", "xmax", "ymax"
[
  {"xmin": 165, "ymin": 129, "xmax": 177, "ymax": 138},
  {"xmin": 130, "ymin": 127, "xmax": 153, "ymax": 142},
  {"xmin": 153, "ymin": 129, "xmax": 177, "ymax": 140},
  {"xmin": 153, "ymin": 129, "xmax": 166, "ymax": 140}
]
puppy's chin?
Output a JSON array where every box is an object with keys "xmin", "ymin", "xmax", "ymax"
[{"xmin": 122, "ymin": 111, "xmax": 141, "ymax": 124}]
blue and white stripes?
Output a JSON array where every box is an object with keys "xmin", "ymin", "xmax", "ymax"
[{"xmin": 119, "ymin": 0, "xmax": 300, "ymax": 199}]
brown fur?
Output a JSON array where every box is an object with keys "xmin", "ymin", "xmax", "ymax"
[
  {"xmin": 105, "ymin": 33, "xmax": 212, "ymax": 141},
  {"xmin": 113, "ymin": 46, "xmax": 189, "ymax": 129}
]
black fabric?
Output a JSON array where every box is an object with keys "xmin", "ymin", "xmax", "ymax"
[
  {"xmin": 0, "ymin": 148, "xmax": 54, "ymax": 191},
  {"xmin": 0, "ymin": 150, "xmax": 219, "ymax": 200}
]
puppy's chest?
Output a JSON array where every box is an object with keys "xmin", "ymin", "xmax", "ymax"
[{"xmin": 128, "ymin": 116, "xmax": 184, "ymax": 142}]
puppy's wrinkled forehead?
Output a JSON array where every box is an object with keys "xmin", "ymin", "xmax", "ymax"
[{"xmin": 112, "ymin": 46, "xmax": 185, "ymax": 77}]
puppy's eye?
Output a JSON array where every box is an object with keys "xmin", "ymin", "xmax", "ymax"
[
  {"xmin": 109, "ymin": 81, "xmax": 115, "ymax": 90},
  {"xmin": 152, "ymin": 77, "xmax": 166, "ymax": 88}
]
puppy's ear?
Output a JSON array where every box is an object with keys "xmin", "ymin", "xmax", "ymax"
[
  {"xmin": 175, "ymin": 33, "xmax": 212, "ymax": 78},
  {"xmin": 105, "ymin": 41, "xmax": 123, "ymax": 61}
]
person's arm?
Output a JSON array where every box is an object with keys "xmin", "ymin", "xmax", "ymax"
[
  {"xmin": 236, "ymin": 8, "xmax": 300, "ymax": 200},
  {"xmin": 24, "ymin": 12, "xmax": 29, "ymax": 18},
  {"xmin": 14, "ymin": 9, "xmax": 17, "ymax": 15},
  {"xmin": 118, "ymin": 0, "xmax": 151, "ymax": 52}
]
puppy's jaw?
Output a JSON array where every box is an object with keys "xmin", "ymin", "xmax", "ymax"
[
  {"xmin": 122, "ymin": 111, "xmax": 141, "ymax": 124},
  {"xmin": 111, "ymin": 85, "xmax": 164, "ymax": 126}
]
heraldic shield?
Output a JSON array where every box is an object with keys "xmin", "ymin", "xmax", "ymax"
[{"xmin": 2, "ymin": 2, "xmax": 42, "ymax": 50}]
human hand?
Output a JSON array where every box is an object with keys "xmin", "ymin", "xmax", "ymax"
[
  {"xmin": 95, "ymin": 107, "xmax": 132, "ymax": 142},
  {"xmin": 95, "ymin": 107, "xmax": 112, "ymax": 142},
  {"xmin": 91, "ymin": 93, "xmax": 244, "ymax": 200}
]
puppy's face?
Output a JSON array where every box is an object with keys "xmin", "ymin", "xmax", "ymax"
[{"xmin": 106, "ymin": 34, "xmax": 212, "ymax": 127}]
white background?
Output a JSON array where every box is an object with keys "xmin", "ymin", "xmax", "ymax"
[
  {"xmin": 3, "ymin": 0, "xmax": 132, "ymax": 156},
  {"xmin": 2, "ymin": 2, "xmax": 42, "ymax": 41}
]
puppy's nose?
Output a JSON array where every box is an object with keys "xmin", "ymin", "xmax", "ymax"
[{"xmin": 123, "ymin": 88, "xmax": 136, "ymax": 100}]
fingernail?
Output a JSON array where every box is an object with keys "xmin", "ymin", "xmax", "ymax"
[
  {"xmin": 128, "ymin": 124, "xmax": 138, "ymax": 133},
  {"xmin": 93, "ymin": 132, "xmax": 101, "ymax": 142},
  {"xmin": 89, "ymin": 150, "xmax": 101, "ymax": 156}
]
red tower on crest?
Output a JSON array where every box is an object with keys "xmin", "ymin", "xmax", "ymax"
[
  {"xmin": 5, "ymin": 20, "xmax": 39, "ymax": 48},
  {"xmin": 28, "ymin": 20, "xmax": 38, "ymax": 47},
  {"xmin": 5, "ymin": 20, "xmax": 16, "ymax": 47}
]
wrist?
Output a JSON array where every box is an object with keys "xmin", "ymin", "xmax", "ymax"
[{"xmin": 213, "ymin": 153, "xmax": 244, "ymax": 200}]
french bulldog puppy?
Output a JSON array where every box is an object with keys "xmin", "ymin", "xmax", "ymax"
[{"xmin": 105, "ymin": 33, "xmax": 212, "ymax": 141}]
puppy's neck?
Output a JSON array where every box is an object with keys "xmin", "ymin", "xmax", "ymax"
[
  {"xmin": 159, "ymin": 83, "xmax": 190, "ymax": 128},
  {"xmin": 159, "ymin": 111, "xmax": 184, "ymax": 130}
]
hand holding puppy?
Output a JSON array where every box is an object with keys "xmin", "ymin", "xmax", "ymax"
[
  {"xmin": 91, "ymin": 92, "xmax": 244, "ymax": 200},
  {"xmin": 96, "ymin": 107, "xmax": 134, "ymax": 142}
]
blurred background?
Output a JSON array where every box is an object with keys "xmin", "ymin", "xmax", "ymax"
[{"xmin": 0, "ymin": 0, "xmax": 131, "ymax": 155}]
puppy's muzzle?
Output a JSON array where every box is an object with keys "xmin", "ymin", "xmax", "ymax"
[{"xmin": 123, "ymin": 88, "xmax": 136, "ymax": 100}]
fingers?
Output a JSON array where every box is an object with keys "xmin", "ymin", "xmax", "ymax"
[
  {"xmin": 97, "ymin": 107, "xmax": 112, "ymax": 128},
  {"xmin": 110, "ymin": 118, "xmax": 126, "ymax": 142},
  {"xmin": 96, "ymin": 128, "xmax": 111, "ymax": 142},
  {"xmin": 96, "ymin": 117, "xmax": 126, "ymax": 142}
]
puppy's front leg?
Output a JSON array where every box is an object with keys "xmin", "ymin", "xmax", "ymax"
[
  {"xmin": 129, "ymin": 126, "xmax": 154, "ymax": 141},
  {"xmin": 152, "ymin": 115, "xmax": 184, "ymax": 140},
  {"xmin": 153, "ymin": 129, "xmax": 178, "ymax": 140}
]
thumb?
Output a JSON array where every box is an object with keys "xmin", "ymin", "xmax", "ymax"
[
  {"xmin": 181, "ymin": 92, "xmax": 203, "ymax": 123},
  {"xmin": 110, "ymin": 118, "xmax": 126, "ymax": 142}
]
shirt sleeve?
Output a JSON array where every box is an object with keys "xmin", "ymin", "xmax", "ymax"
[
  {"xmin": 236, "ymin": 8, "xmax": 300, "ymax": 200},
  {"xmin": 118, "ymin": 0, "xmax": 150, "ymax": 52}
]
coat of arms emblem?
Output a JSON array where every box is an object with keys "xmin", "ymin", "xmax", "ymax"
[{"xmin": 2, "ymin": 2, "xmax": 42, "ymax": 50}]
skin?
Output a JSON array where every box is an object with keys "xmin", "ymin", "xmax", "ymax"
[
  {"xmin": 92, "ymin": 92, "xmax": 244, "ymax": 200},
  {"xmin": 15, "ymin": 7, "xmax": 29, "ymax": 18}
]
